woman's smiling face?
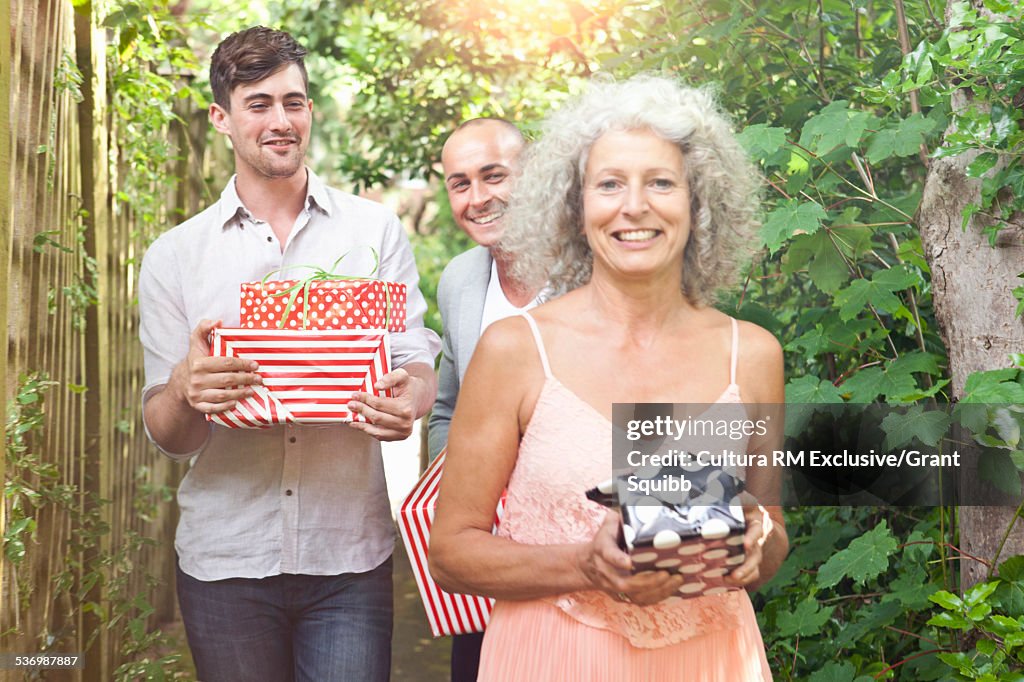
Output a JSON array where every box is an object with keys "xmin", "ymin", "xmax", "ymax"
[{"xmin": 582, "ymin": 128, "xmax": 691, "ymax": 284}]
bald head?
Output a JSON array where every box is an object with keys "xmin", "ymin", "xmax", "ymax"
[{"xmin": 441, "ymin": 118, "xmax": 525, "ymax": 248}]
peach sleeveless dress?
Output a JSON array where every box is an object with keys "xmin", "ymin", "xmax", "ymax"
[{"xmin": 476, "ymin": 313, "xmax": 773, "ymax": 682}]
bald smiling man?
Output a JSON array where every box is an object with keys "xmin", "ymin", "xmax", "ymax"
[{"xmin": 428, "ymin": 118, "xmax": 543, "ymax": 682}]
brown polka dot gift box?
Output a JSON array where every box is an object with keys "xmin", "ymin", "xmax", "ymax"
[{"xmin": 586, "ymin": 467, "xmax": 747, "ymax": 599}]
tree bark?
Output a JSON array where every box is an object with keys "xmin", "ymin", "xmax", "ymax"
[{"xmin": 918, "ymin": 3, "xmax": 1024, "ymax": 591}]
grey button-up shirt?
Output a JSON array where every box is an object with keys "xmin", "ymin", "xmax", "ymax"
[{"xmin": 138, "ymin": 169, "xmax": 440, "ymax": 581}]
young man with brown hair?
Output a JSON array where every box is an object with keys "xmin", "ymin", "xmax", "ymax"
[{"xmin": 139, "ymin": 27, "xmax": 439, "ymax": 682}]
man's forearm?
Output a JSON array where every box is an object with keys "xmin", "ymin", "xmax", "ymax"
[{"xmin": 143, "ymin": 373, "xmax": 210, "ymax": 456}]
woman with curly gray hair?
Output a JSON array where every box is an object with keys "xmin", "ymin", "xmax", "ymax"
[{"xmin": 431, "ymin": 75, "xmax": 787, "ymax": 681}]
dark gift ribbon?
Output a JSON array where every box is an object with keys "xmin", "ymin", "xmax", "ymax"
[{"xmin": 258, "ymin": 247, "xmax": 395, "ymax": 330}]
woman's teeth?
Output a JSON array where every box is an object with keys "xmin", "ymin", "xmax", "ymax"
[{"xmin": 616, "ymin": 229, "xmax": 658, "ymax": 242}]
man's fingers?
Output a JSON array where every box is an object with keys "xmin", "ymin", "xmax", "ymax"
[
  {"xmin": 191, "ymin": 319, "xmax": 221, "ymax": 349},
  {"xmin": 349, "ymin": 394, "xmax": 414, "ymax": 425},
  {"xmin": 346, "ymin": 419, "xmax": 411, "ymax": 442},
  {"xmin": 188, "ymin": 385, "xmax": 256, "ymax": 408},
  {"xmin": 373, "ymin": 368, "xmax": 409, "ymax": 391},
  {"xmin": 191, "ymin": 355, "xmax": 259, "ymax": 375}
]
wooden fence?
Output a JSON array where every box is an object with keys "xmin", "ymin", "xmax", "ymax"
[{"xmin": 3, "ymin": 1, "xmax": 196, "ymax": 678}]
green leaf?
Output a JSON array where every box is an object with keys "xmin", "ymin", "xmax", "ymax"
[
  {"xmin": 888, "ymin": 352, "xmax": 943, "ymax": 377},
  {"xmin": 1005, "ymin": 631, "xmax": 1024, "ymax": 649},
  {"xmin": 761, "ymin": 199, "xmax": 828, "ymax": 253},
  {"xmin": 800, "ymin": 100, "xmax": 875, "ymax": 155},
  {"xmin": 998, "ymin": 555, "xmax": 1024, "ymax": 582},
  {"xmin": 993, "ymin": 407, "xmax": 1021, "ymax": 447},
  {"xmin": 786, "ymin": 324, "xmax": 836, "ymax": 360},
  {"xmin": 786, "ymin": 375, "xmax": 845, "ymax": 404},
  {"xmin": 967, "ymin": 602, "xmax": 993, "ymax": 620},
  {"xmin": 784, "ymin": 231, "xmax": 850, "ymax": 293},
  {"xmin": 809, "ymin": 661, "xmax": 856, "ymax": 682},
  {"xmin": 961, "ymin": 369, "xmax": 1024, "ymax": 403},
  {"xmin": 834, "ymin": 600, "xmax": 903, "ymax": 646},
  {"xmin": 979, "ymin": 450, "xmax": 1022, "ymax": 496},
  {"xmin": 988, "ymin": 614, "xmax": 1023, "ymax": 636},
  {"xmin": 833, "ymin": 267, "xmax": 915, "ymax": 322},
  {"xmin": 882, "ymin": 565, "xmax": 933, "ymax": 609},
  {"xmin": 831, "ymin": 224, "xmax": 875, "ymax": 260},
  {"xmin": 864, "ymin": 114, "xmax": 937, "ymax": 163},
  {"xmin": 816, "ymin": 521, "xmax": 898, "ymax": 588},
  {"xmin": 993, "ymin": 579, "xmax": 1024, "ymax": 620},
  {"xmin": 776, "ymin": 596, "xmax": 834, "ymax": 637},
  {"xmin": 839, "ymin": 367, "xmax": 884, "ymax": 402},
  {"xmin": 834, "ymin": 280, "xmax": 880, "ymax": 321},
  {"xmin": 967, "ymin": 152, "xmax": 1000, "ymax": 178},
  {"xmin": 881, "ymin": 405, "xmax": 951, "ymax": 449},
  {"xmin": 904, "ymin": 529, "xmax": 936, "ymax": 563},
  {"xmin": 871, "ymin": 265, "xmax": 919, "ymax": 291},
  {"xmin": 928, "ymin": 611, "xmax": 972, "ymax": 630},
  {"xmin": 976, "ymin": 638, "xmax": 997, "ymax": 656},
  {"xmin": 738, "ymin": 124, "xmax": 789, "ymax": 160}
]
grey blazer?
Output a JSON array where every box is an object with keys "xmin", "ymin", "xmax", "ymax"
[{"xmin": 427, "ymin": 246, "xmax": 493, "ymax": 460}]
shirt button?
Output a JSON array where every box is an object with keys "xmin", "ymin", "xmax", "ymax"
[
  {"xmin": 289, "ymin": 436, "xmax": 297, "ymax": 443},
  {"xmin": 285, "ymin": 489, "xmax": 293, "ymax": 496},
  {"xmin": 266, "ymin": 236, "xmax": 273, "ymax": 242}
]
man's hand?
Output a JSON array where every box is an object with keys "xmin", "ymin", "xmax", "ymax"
[
  {"xmin": 144, "ymin": 319, "xmax": 262, "ymax": 455},
  {"xmin": 347, "ymin": 363, "xmax": 437, "ymax": 441},
  {"xmin": 169, "ymin": 319, "xmax": 263, "ymax": 414}
]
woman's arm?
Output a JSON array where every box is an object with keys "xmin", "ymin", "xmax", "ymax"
[
  {"xmin": 430, "ymin": 316, "xmax": 684, "ymax": 604},
  {"xmin": 729, "ymin": 322, "xmax": 789, "ymax": 590}
]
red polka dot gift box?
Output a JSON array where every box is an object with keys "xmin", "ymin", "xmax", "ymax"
[{"xmin": 240, "ymin": 278, "xmax": 407, "ymax": 332}]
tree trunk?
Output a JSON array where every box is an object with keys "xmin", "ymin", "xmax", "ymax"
[{"xmin": 918, "ymin": 3, "xmax": 1024, "ymax": 591}]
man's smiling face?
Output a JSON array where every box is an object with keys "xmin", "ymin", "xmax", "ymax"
[
  {"xmin": 210, "ymin": 63, "xmax": 312, "ymax": 182},
  {"xmin": 441, "ymin": 121, "xmax": 524, "ymax": 248}
]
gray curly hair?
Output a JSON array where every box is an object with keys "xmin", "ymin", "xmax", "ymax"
[{"xmin": 498, "ymin": 74, "xmax": 762, "ymax": 305}]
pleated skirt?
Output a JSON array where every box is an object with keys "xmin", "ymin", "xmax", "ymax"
[{"xmin": 477, "ymin": 598, "xmax": 773, "ymax": 682}]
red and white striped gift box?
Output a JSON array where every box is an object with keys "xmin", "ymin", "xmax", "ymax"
[
  {"xmin": 398, "ymin": 451, "xmax": 505, "ymax": 637},
  {"xmin": 207, "ymin": 328, "xmax": 391, "ymax": 428}
]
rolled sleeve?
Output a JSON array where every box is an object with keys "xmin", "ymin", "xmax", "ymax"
[
  {"xmin": 377, "ymin": 214, "xmax": 440, "ymax": 367},
  {"xmin": 138, "ymin": 233, "xmax": 209, "ymax": 460}
]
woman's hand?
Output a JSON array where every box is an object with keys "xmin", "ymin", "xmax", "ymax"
[
  {"xmin": 577, "ymin": 510, "xmax": 684, "ymax": 606},
  {"xmin": 725, "ymin": 504, "xmax": 771, "ymax": 589}
]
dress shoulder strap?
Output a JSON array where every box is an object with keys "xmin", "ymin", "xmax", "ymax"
[
  {"xmin": 729, "ymin": 317, "xmax": 739, "ymax": 386},
  {"xmin": 519, "ymin": 312, "xmax": 553, "ymax": 379}
]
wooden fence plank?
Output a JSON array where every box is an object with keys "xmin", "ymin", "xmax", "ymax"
[{"xmin": 0, "ymin": 0, "xmax": 11, "ymax": 621}]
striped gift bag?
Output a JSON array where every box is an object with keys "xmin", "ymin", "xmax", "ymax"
[
  {"xmin": 207, "ymin": 328, "xmax": 391, "ymax": 428},
  {"xmin": 398, "ymin": 450, "xmax": 504, "ymax": 637}
]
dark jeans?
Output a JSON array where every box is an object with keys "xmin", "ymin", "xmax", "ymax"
[
  {"xmin": 176, "ymin": 557, "xmax": 393, "ymax": 682},
  {"xmin": 450, "ymin": 632, "xmax": 484, "ymax": 682}
]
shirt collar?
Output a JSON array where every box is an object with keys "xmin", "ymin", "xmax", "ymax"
[
  {"xmin": 305, "ymin": 168, "xmax": 333, "ymax": 217},
  {"xmin": 216, "ymin": 167, "xmax": 333, "ymax": 229}
]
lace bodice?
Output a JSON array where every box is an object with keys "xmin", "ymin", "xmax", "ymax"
[{"xmin": 495, "ymin": 313, "xmax": 751, "ymax": 648}]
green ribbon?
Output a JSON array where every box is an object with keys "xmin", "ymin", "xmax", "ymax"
[{"xmin": 258, "ymin": 247, "xmax": 394, "ymax": 330}]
